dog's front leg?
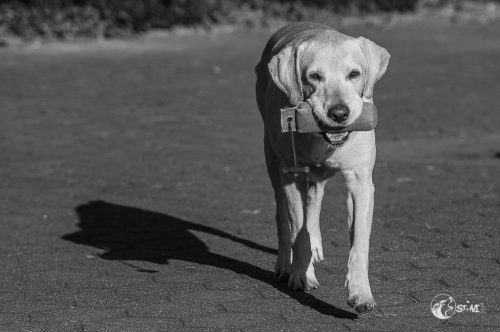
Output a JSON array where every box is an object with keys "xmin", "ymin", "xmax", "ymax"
[
  {"xmin": 307, "ymin": 180, "xmax": 326, "ymax": 265},
  {"xmin": 282, "ymin": 174, "xmax": 320, "ymax": 291},
  {"xmin": 343, "ymin": 168, "xmax": 376, "ymax": 313}
]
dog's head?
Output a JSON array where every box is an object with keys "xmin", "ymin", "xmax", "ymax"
[{"xmin": 268, "ymin": 30, "xmax": 390, "ymax": 128}]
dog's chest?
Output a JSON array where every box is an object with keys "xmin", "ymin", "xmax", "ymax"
[{"xmin": 295, "ymin": 131, "xmax": 375, "ymax": 179}]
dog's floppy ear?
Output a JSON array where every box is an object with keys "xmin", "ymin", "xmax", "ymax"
[
  {"xmin": 268, "ymin": 45, "xmax": 303, "ymax": 106},
  {"xmin": 358, "ymin": 37, "xmax": 390, "ymax": 99}
]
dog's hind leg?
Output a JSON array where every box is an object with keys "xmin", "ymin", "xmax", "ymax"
[{"xmin": 264, "ymin": 135, "xmax": 292, "ymax": 282}]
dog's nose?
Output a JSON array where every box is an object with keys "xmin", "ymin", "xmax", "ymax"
[{"xmin": 327, "ymin": 104, "xmax": 350, "ymax": 123}]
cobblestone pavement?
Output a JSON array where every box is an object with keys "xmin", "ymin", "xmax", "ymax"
[{"xmin": 1, "ymin": 22, "xmax": 499, "ymax": 331}]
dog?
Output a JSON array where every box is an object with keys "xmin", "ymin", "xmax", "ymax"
[{"xmin": 255, "ymin": 22, "xmax": 390, "ymax": 313}]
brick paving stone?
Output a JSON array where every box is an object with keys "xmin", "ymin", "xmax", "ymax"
[
  {"xmin": 241, "ymin": 321, "xmax": 352, "ymax": 332},
  {"xmin": 183, "ymin": 312, "xmax": 285, "ymax": 329},
  {"xmin": 84, "ymin": 317, "xmax": 184, "ymax": 331}
]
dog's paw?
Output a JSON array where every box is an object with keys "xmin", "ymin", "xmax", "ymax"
[
  {"xmin": 274, "ymin": 261, "xmax": 292, "ymax": 283},
  {"xmin": 347, "ymin": 294, "xmax": 376, "ymax": 314},
  {"xmin": 310, "ymin": 238, "xmax": 324, "ymax": 264},
  {"xmin": 274, "ymin": 254, "xmax": 292, "ymax": 283},
  {"xmin": 288, "ymin": 270, "xmax": 319, "ymax": 291},
  {"xmin": 345, "ymin": 264, "xmax": 375, "ymax": 314},
  {"xmin": 345, "ymin": 272, "xmax": 375, "ymax": 313}
]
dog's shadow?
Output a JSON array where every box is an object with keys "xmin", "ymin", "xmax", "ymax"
[{"xmin": 62, "ymin": 200, "xmax": 357, "ymax": 319}]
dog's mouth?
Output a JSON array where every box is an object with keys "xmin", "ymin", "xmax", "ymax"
[
  {"xmin": 310, "ymin": 110, "xmax": 350, "ymax": 147},
  {"xmin": 322, "ymin": 132, "xmax": 350, "ymax": 147}
]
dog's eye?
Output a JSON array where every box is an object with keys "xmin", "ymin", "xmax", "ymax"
[
  {"xmin": 308, "ymin": 72, "xmax": 321, "ymax": 81},
  {"xmin": 348, "ymin": 70, "xmax": 361, "ymax": 80}
]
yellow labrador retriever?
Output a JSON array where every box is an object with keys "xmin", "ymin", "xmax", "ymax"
[{"xmin": 255, "ymin": 22, "xmax": 389, "ymax": 313}]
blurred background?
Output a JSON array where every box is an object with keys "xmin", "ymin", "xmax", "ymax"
[{"xmin": 0, "ymin": 0, "xmax": 499, "ymax": 41}]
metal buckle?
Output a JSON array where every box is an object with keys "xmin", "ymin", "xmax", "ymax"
[{"xmin": 280, "ymin": 107, "xmax": 297, "ymax": 133}]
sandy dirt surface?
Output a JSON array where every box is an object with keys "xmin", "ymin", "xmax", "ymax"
[{"xmin": 1, "ymin": 21, "xmax": 499, "ymax": 331}]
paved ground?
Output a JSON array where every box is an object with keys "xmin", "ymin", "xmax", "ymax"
[{"xmin": 1, "ymin": 21, "xmax": 499, "ymax": 331}]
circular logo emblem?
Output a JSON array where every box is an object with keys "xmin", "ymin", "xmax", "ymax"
[{"xmin": 430, "ymin": 294, "xmax": 456, "ymax": 319}]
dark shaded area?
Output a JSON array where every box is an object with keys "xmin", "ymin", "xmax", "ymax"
[
  {"xmin": 65, "ymin": 200, "xmax": 277, "ymax": 263},
  {"xmin": 2, "ymin": 0, "xmax": 497, "ymax": 39},
  {"xmin": 63, "ymin": 200, "xmax": 358, "ymax": 319},
  {"xmin": 0, "ymin": 0, "xmax": 427, "ymax": 39}
]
